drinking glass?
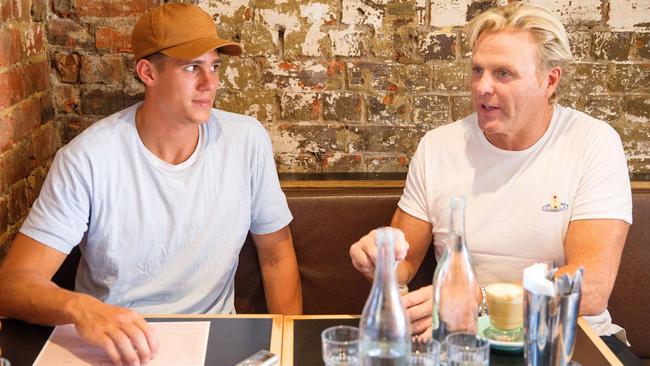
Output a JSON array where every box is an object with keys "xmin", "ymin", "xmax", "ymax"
[
  {"xmin": 410, "ymin": 337, "xmax": 440, "ymax": 366},
  {"xmin": 446, "ymin": 332, "xmax": 489, "ymax": 366},
  {"xmin": 321, "ymin": 325, "xmax": 360, "ymax": 366}
]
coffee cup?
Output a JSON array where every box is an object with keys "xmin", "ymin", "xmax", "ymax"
[{"xmin": 485, "ymin": 283, "xmax": 524, "ymax": 331}]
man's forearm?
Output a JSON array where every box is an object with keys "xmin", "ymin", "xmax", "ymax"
[
  {"xmin": 0, "ymin": 269, "xmax": 95, "ymax": 325},
  {"xmin": 555, "ymin": 263, "xmax": 612, "ymax": 316},
  {"xmin": 261, "ymin": 256, "xmax": 303, "ymax": 314}
]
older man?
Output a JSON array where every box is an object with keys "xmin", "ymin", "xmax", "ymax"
[
  {"xmin": 350, "ymin": 2, "xmax": 638, "ymax": 364},
  {"xmin": 0, "ymin": 3, "xmax": 302, "ymax": 366}
]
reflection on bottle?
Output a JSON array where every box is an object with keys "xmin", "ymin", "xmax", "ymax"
[
  {"xmin": 431, "ymin": 196, "xmax": 482, "ymax": 342},
  {"xmin": 359, "ymin": 227, "xmax": 411, "ymax": 366}
]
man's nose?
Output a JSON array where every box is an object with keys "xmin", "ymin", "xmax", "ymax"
[
  {"xmin": 473, "ymin": 73, "xmax": 494, "ymax": 95},
  {"xmin": 198, "ymin": 70, "xmax": 218, "ymax": 91}
]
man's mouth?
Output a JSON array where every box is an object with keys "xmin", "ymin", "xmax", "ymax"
[
  {"xmin": 193, "ymin": 99, "xmax": 212, "ymax": 108},
  {"xmin": 481, "ymin": 104, "xmax": 499, "ymax": 111}
]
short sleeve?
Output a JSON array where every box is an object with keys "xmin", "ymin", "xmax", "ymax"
[
  {"xmin": 398, "ymin": 135, "xmax": 432, "ymax": 223},
  {"xmin": 20, "ymin": 149, "xmax": 91, "ymax": 253},
  {"xmin": 571, "ymin": 125, "xmax": 632, "ymax": 224},
  {"xmin": 249, "ymin": 126, "xmax": 293, "ymax": 234}
]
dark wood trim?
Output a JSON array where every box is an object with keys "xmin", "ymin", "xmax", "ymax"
[{"xmin": 281, "ymin": 180, "xmax": 650, "ymax": 193}]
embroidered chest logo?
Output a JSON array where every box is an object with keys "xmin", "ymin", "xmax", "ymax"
[{"xmin": 542, "ymin": 194, "xmax": 568, "ymax": 212}]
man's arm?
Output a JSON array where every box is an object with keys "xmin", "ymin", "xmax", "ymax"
[
  {"xmin": 391, "ymin": 208, "xmax": 434, "ymax": 285},
  {"xmin": 251, "ymin": 225, "xmax": 303, "ymax": 314},
  {"xmin": 0, "ymin": 233, "xmax": 158, "ymax": 365},
  {"xmin": 559, "ymin": 219, "xmax": 629, "ymax": 315},
  {"xmin": 349, "ymin": 208, "xmax": 434, "ymax": 334}
]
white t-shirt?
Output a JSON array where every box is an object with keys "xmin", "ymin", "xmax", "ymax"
[
  {"xmin": 399, "ymin": 105, "xmax": 632, "ymax": 335},
  {"xmin": 20, "ymin": 103, "xmax": 292, "ymax": 315}
]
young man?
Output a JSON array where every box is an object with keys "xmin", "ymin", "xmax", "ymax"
[
  {"xmin": 350, "ymin": 2, "xmax": 638, "ymax": 364},
  {"xmin": 0, "ymin": 4, "xmax": 302, "ymax": 366}
]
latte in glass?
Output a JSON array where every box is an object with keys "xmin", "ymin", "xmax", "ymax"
[{"xmin": 485, "ymin": 283, "xmax": 524, "ymax": 330}]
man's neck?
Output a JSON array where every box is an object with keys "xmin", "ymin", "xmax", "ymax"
[{"xmin": 135, "ymin": 102, "xmax": 200, "ymax": 165}]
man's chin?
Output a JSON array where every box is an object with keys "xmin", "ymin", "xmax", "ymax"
[
  {"xmin": 191, "ymin": 110, "xmax": 212, "ymax": 124},
  {"xmin": 477, "ymin": 119, "xmax": 502, "ymax": 134}
]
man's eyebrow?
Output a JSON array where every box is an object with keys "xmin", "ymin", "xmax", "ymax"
[{"xmin": 180, "ymin": 58, "xmax": 222, "ymax": 65}]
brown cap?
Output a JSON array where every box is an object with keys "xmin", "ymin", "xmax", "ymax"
[{"xmin": 132, "ymin": 3, "xmax": 242, "ymax": 61}]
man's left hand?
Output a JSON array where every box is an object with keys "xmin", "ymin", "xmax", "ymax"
[{"xmin": 402, "ymin": 285, "xmax": 433, "ymax": 336}]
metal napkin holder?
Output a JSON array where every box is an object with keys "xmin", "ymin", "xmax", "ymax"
[{"xmin": 524, "ymin": 267, "xmax": 583, "ymax": 366}]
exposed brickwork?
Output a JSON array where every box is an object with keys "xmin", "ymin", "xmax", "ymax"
[
  {"xmin": 0, "ymin": 0, "xmax": 60, "ymax": 250},
  {"xmin": 1, "ymin": 0, "xmax": 650, "ymax": 251},
  {"xmin": 95, "ymin": 26, "xmax": 133, "ymax": 53}
]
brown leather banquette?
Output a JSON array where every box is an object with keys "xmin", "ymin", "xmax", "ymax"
[{"xmin": 51, "ymin": 182, "xmax": 650, "ymax": 362}]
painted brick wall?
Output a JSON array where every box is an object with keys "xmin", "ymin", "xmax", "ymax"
[
  {"xmin": 0, "ymin": 0, "xmax": 58, "ymax": 253},
  {"xmin": 0, "ymin": 0, "xmax": 648, "ymax": 250},
  {"xmin": 209, "ymin": 0, "xmax": 649, "ymax": 173},
  {"xmin": 41, "ymin": 0, "xmax": 650, "ymax": 176}
]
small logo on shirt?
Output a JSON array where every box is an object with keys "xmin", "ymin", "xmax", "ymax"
[{"xmin": 542, "ymin": 194, "xmax": 568, "ymax": 212}]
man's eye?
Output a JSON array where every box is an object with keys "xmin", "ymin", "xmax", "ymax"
[
  {"xmin": 183, "ymin": 65, "xmax": 198, "ymax": 72},
  {"xmin": 496, "ymin": 70, "xmax": 510, "ymax": 78},
  {"xmin": 210, "ymin": 64, "xmax": 221, "ymax": 72},
  {"xmin": 472, "ymin": 67, "xmax": 483, "ymax": 75}
]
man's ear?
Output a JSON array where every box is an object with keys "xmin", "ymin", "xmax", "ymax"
[
  {"xmin": 136, "ymin": 59, "xmax": 157, "ymax": 86},
  {"xmin": 543, "ymin": 66, "xmax": 562, "ymax": 99}
]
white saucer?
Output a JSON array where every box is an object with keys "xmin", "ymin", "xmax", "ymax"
[{"xmin": 478, "ymin": 316, "xmax": 524, "ymax": 352}]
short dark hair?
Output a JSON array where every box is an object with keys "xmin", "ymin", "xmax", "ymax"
[{"xmin": 144, "ymin": 52, "xmax": 168, "ymax": 70}]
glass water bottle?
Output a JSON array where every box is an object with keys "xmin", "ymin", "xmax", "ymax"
[
  {"xmin": 359, "ymin": 227, "xmax": 411, "ymax": 365},
  {"xmin": 431, "ymin": 196, "xmax": 482, "ymax": 342}
]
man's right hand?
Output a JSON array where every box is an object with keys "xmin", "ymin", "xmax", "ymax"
[
  {"xmin": 349, "ymin": 227, "xmax": 410, "ymax": 280},
  {"xmin": 71, "ymin": 297, "xmax": 158, "ymax": 366}
]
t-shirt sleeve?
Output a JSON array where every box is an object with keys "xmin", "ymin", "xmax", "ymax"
[
  {"xmin": 248, "ymin": 125, "xmax": 293, "ymax": 235},
  {"xmin": 398, "ymin": 135, "xmax": 431, "ymax": 223},
  {"xmin": 571, "ymin": 124, "xmax": 632, "ymax": 224},
  {"xmin": 19, "ymin": 149, "xmax": 91, "ymax": 254}
]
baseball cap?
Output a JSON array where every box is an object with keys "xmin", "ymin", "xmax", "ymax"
[{"xmin": 132, "ymin": 3, "xmax": 243, "ymax": 61}]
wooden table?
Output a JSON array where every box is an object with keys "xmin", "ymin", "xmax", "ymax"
[
  {"xmin": 281, "ymin": 315, "xmax": 623, "ymax": 366},
  {"xmin": 0, "ymin": 314, "xmax": 282, "ymax": 366},
  {"xmin": 0, "ymin": 314, "xmax": 622, "ymax": 365}
]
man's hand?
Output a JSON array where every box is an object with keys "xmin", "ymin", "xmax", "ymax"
[
  {"xmin": 349, "ymin": 228, "xmax": 410, "ymax": 280},
  {"xmin": 402, "ymin": 285, "xmax": 433, "ymax": 336},
  {"xmin": 71, "ymin": 297, "xmax": 158, "ymax": 366}
]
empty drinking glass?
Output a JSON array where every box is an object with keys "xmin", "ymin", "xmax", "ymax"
[
  {"xmin": 322, "ymin": 325, "xmax": 360, "ymax": 366},
  {"xmin": 446, "ymin": 332, "xmax": 489, "ymax": 366},
  {"xmin": 410, "ymin": 337, "xmax": 440, "ymax": 366}
]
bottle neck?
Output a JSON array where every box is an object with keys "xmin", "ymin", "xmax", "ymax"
[
  {"xmin": 450, "ymin": 203, "xmax": 465, "ymax": 237},
  {"xmin": 373, "ymin": 229, "xmax": 397, "ymax": 287}
]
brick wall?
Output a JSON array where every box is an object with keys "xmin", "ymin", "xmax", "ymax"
[
  {"xmin": 210, "ymin": 0, "xmax": 649, "ymax": 174},
  {"xmin": 41, "ymin": 0, "xmax": 650, "ymax": 176},
  {"xmin": 0, "ymin": 0, "xmax": 57, "ymax": 253},
  {"xmin": 47, "ymin": 0, "xmax": 650, "ymax": 173},
  {"xmin": 0, "ymin": 0, "xmax": 648, "ymax": 251}
]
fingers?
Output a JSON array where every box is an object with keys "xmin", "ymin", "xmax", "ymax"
[
  {"xmin": 101, "ymin": 335, "xmax": 123, "ymax": 366},
  {"xmin": 413, "ymin": 326, "xmax": 433, "ymax": 340},
  {"xmin": 391, "ymin": 228, "xmax": 410, "ymax": 261},
  {"xmin": 112, "ymin": 329, "xmax": 141, "ymax": 366},
  {"xmin": 74, "ymin": 302, "xmax": 156, "ymax": 366},
  {"xmin": 132, "ymin": 316, "xmax": 158, "ymax": 360},
  {"xmin": 350, "ymin": 230, "xmax": 378, "ymax": 279},
  {"xmin": 410, "ymin": 313, "xmax": 433, "ymax": 335},
  {"xmin": 402, "ymin": 285, "xmax": 431, "ymax": 309},
  {"xmin": 403, "ymin": 285, "xmax": 433, "ymax": 335}
]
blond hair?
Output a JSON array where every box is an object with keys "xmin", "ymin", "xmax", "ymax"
[{"xmin": 466, "ymin": 2, "xmax": 573, "ymax": 102}]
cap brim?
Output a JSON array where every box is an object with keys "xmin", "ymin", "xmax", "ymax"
[{"xmin": 160, "ymin": 37, "xmax": 243, "ymax": 59}]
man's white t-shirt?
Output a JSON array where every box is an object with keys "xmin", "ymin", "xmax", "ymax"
[
  {"xmin": 398, "ymin": 104, "xmax": 632, "ymax": 336},
  {"xmin": 20, "ymin": 102, "xmax": 292, "ymax": 315}
]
